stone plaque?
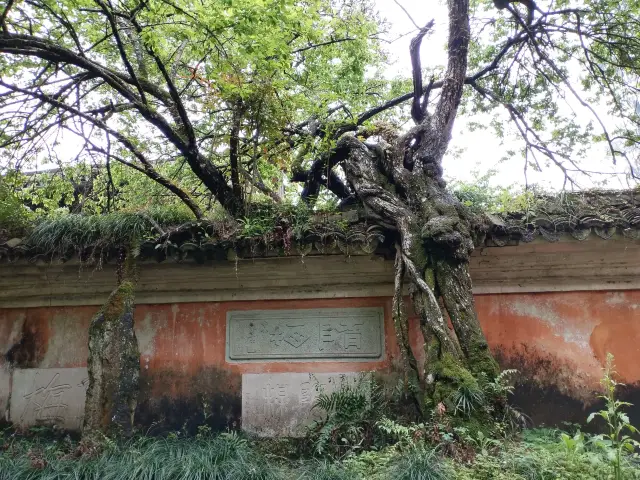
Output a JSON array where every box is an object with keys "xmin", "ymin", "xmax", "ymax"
[
  {"xmin": 242, "ymin": 372, "xmax": 367, "ymax": 437},
  {"xmin": 10, "ymin": 368, "xmax": 88, "ymax": 431},
  {"xmin": 227, "ymin": 307, "xmax": 384, "ymax": 361}
]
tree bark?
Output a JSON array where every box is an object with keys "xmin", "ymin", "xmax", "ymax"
[
  {"xmin": 83, "ymin": 256, "xmax": 140, "ymax": 438},
  {"xmin": 330, "ymin": 0, "xmax": 501, "ymax": 416},
  {"xmin": 339, "ymin": 132, "xmax": 498, "ymax": 413}
]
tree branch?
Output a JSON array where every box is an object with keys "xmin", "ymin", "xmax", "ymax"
[
  {"xmin": 94, "ymin": 0, "xmax": 148, "ymax": 104},
  {"xmin": 434, "ymin": 0, "xmax": 470, "ymax": 141},
  {"xmin": 0, "ymin": 32, "xmax": 241, "ymax": 214},
  {"xmin": 128, "ymin": 13, "xmax": 199, "ymax": 149},
  {"xmin": 0, "ymin": 80, "xmax": 204, "ymax": 218},
  {"xmin": 0, "ymin": 0, "xmax": 15, "ymax": 34},
  {"xmin": 409, "ymin": 21, "xmax": 435, "ymax": 123},
  {"xmin": 229, "ymin": 101, "xmax": 244, "ymax": 201}
]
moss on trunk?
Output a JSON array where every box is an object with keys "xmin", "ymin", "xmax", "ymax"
[
  {"xmin": 83, "ymin": 280, "xmax": 140, "ymax": 438},
  {"xmin": 435, "ymin": 258, "xmax": 499, "ymax": 378}
]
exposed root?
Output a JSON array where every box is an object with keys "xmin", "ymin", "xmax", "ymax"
[
  {"xmin": 401, "ymin": 250, "xmax": 462, "ymax": 359},
  {"xmin": 435, "ymin": 259, "xmax": 499, "ymax": 377},
  {"xmin": 392, "ymin": 245, "xmax": 424, "ymax": 415}
]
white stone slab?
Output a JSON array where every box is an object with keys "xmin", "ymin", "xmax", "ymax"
[
  {"xmin": 10, "ymin": 368, "xmax": 88, "ymax": 431},
  {"xmin": 227, "ymin": 308, "xmax": 384, "ymax": 362},
  {"xmin": 0, "ymin": 365, "xmax": 10, "ymax": 422},
  {"xmin": 242, "ymin": 372, "xmax": 369, "ymax": 437}
]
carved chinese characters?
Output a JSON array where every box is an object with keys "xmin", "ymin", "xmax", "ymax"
[
  {"xmin": 227, "ymin": 308, "xmax": 384, "ymax": 361},
  {"xmin": 10, "ymin": 368, "xmax": 88, "ymax": 430},
  {"xmin": 242, "ymin": 372, "xmax": 362, "ymax": 437}
]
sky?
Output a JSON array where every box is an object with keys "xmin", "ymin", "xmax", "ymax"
[{"xmin": 373, "ymin": 0, "xmax": 636, "ymax": 191}]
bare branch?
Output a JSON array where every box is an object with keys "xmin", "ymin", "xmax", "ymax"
[{"xmin": 393, "ymin": 0, "xmax": 421, "ymax": 30}]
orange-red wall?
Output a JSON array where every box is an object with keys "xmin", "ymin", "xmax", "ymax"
[
  {"xmin": 476, "ymin": 290, "xmax": 640, "ymax": 426},
  {"xmin": 1, "ymin": 290, "xmax": 639, "ymax": 430}
]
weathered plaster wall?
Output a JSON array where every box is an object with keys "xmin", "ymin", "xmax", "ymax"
[
  {"xmin": 0, "ymin": 298, "xmax": 405, "ymax": 432},
  {"xmin": 1, "ymin": 290, "xmax": 638, "ymax": 430},
  {"xmin": 2, "ymin": 234, "xmax": 639, "ymax": 430},
  {"xmin": 476, "ymin": 290, "xmax": 640, "ymax": 426},
  {"xmin": 3, "ymin": 235, "xmax": 639, "ymax": 308},
  {"xmin": 133, "ymin": 298, "xmax": 404, "ymax": 432}
]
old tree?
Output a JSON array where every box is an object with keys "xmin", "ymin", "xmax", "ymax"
[{"xmin": 1, "ymin": 0, "xmax": 639, "ymax": 435}]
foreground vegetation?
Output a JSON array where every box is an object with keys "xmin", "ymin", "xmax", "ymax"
[
  {"xmin": 1, "ymin": 428, "xmax": 638, "ymax": 480},
  {"xmin": 1, "ymin": 357, "xmax": 638, "ymax": 480}
]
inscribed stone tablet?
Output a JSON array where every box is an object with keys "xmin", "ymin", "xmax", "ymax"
[
  {"xmin": 227, "ymin": 307, "xmax": 384, "ymax": 361},
  {"xmin": 10, "ymin": 368, "xmax": 88, "ymax": 431},
  {"xmin": 242, "ymin": 372, "xmax": 365, "ymax": 437}
]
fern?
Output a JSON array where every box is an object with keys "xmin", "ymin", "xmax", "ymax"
[
  {"xmin": 482, "ymin": 369, "xmax": 518, "ymax": 399},
  {"xmin": 307, "ymin": 373, "xmax": 387, "ymax": 458}
]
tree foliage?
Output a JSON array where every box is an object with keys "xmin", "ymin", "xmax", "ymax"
[
  {"xmin": 1, "ymin": 0, "xmax": 639, "ymax": 219},
  {"xmin": 466, "ymin": 0, "xmax": 640, "ymax": 186},
  {"xmin": 0, "ymin": 0, "xmax": 386, "ymax": 217}
]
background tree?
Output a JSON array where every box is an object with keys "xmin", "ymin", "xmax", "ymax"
[{"xmin": 1, "ymin": 0, "xmax": 640, "ymax": 433}]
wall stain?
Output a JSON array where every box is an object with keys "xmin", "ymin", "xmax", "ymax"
[
  {"xmin": 5, "ymin": 317, "xmax": 49, "ymax": 368},
  {"xmin": 1, "ymin": 291, "xmax": 639, "ymax": 432},
  {"xmin": 135, "ymin": 366, "xmax": 241, "ymax": 434},
  {"xmin": 494, "ymin": 345, "xmax": 598, "ymax": 404},
  {"xmin": 511, "ymin": 380, "xmax": 640, "ymax": 430}
]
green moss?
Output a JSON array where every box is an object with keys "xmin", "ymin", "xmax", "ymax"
[
  {"xmin": 424, "ymin": 266, "xmax": 436, "ymax": 290},
  {"xmin": 430, "ymin": 352, "xmax": 479, "ymax": 409},
  {"xmin": 437, "ymin": 353, "xmax": 478, "ymax": 387},
  {"xmin": 450, "ymin": 412, "xmax": 493, "ymax": 437},
  {"xmin": 101, "ymin": 281, "xmax": 135, "ymax": 323},
  {"xmin": 423, "ymin": 337, "xmax": 440, "ymax": 367},
  {"xmin": 467, "ymin": 338, "xmax": 500, "ymax": 379},
  {"xmin": 85, "ymin": 279, "xmax": 139, "ymax": 437},
  {"xmin": 406, "ymin": 223, "xmax": 431, "ymax": 278}
]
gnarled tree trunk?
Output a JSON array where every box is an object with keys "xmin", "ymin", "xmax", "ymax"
[
  {"xmin": 338, "ymin": 0, "xmax": 499, "ymax": 414},
  {"xmin": 83, "ymin": 253, "xmax": 140, "ymax": 439}
]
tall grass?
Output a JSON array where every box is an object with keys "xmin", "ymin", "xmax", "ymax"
[
  {"xmin": 386, "ymin": 447, "xmax": 448, "ymax": 480},
  {"xmin": 0, "ymin": 434, "xmax": 280, "ymax": 480},
  {"xmin": 27, "ymin": 207, "xmax": 193, "ymax": 255},
  {"xmin": 3, "ymin": 428, "xmax": 638, "ymax": 480}
]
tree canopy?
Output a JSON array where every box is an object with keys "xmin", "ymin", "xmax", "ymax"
[
  {"xmin": 0, "ymin": 0, "xmax": 389, "ymax": 218},
  {"xmin": 0, "ymin": 0, "xmax": 639, "ymax": 222}
]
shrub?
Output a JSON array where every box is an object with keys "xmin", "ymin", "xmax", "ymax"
[
  {"xmin": 0, "ymin": 178, "xmax": 33, "ymax": 236},
  {"xmin": 447, "ymin": 429, "xmax": 640, "ymax": 480},
  {"xmin": 587, "ymin": 353, "xmax": 640, "ymax": 480}
]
